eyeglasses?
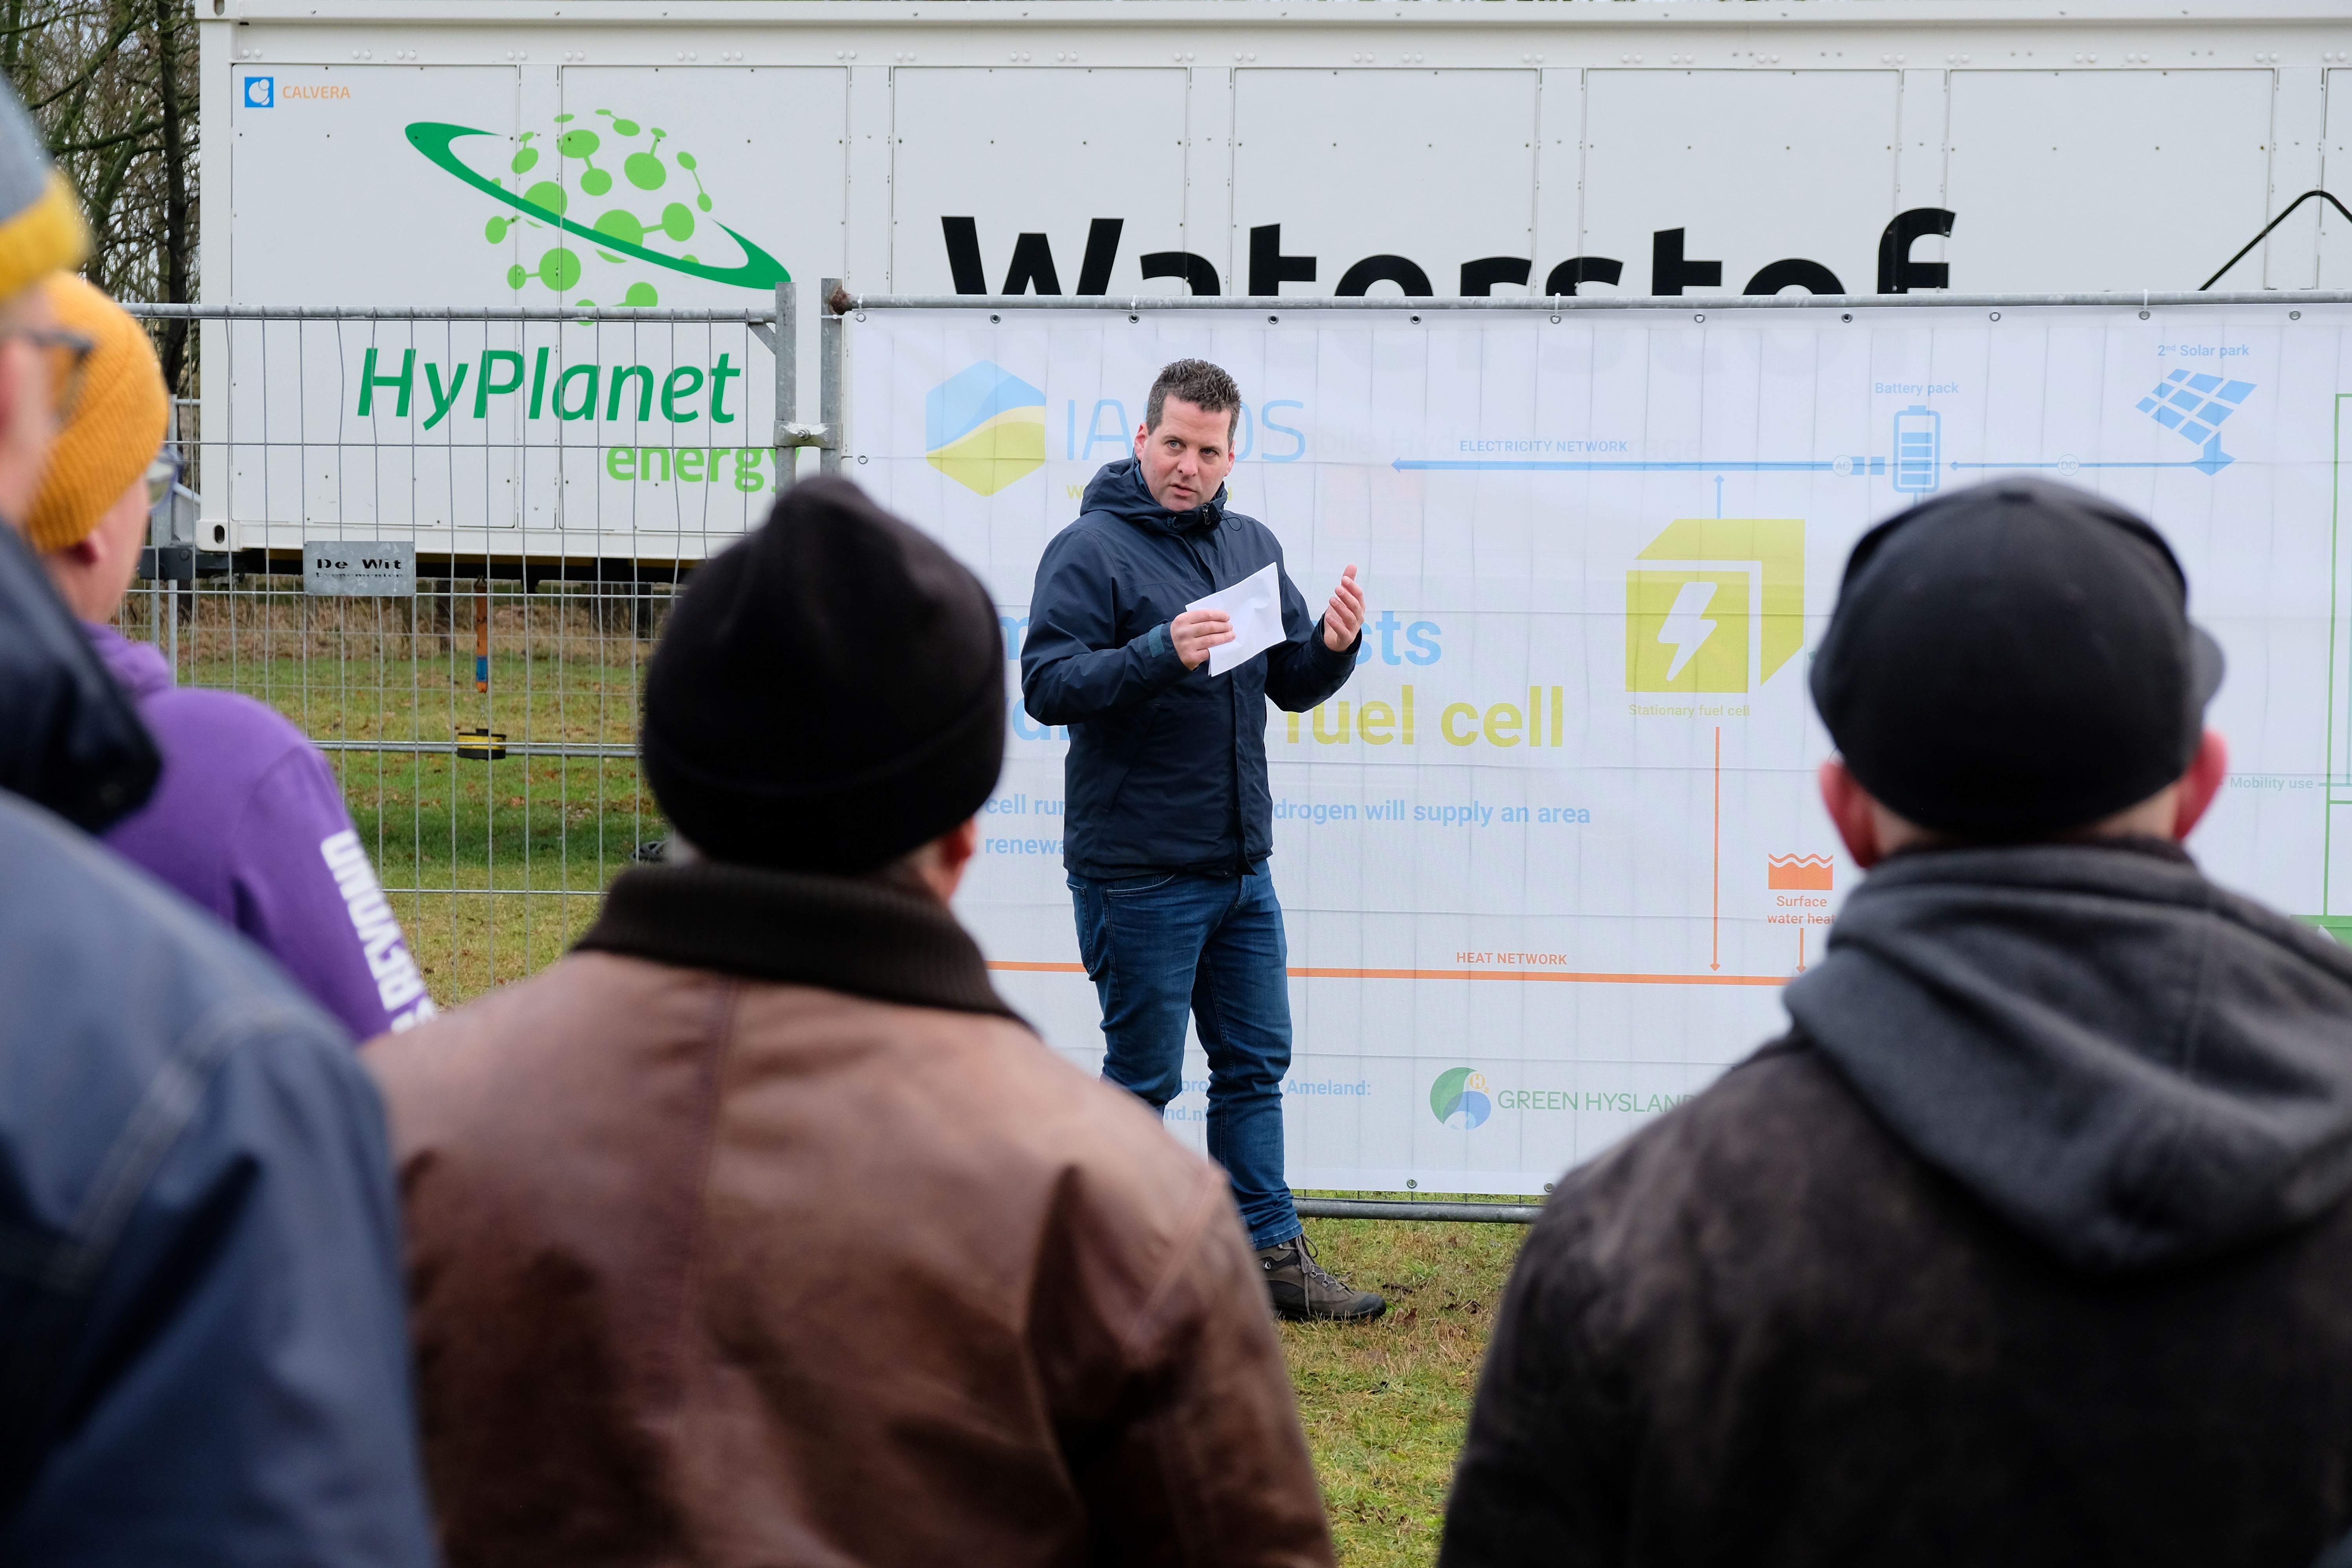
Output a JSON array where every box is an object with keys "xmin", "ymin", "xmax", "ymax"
[
  {"xmin": 0, "ymin": 327, "xmax": 96, "ymax": 419},
  {"xmin": 144, "ymin": 450, "xmax": 180, "ymax": 510}
]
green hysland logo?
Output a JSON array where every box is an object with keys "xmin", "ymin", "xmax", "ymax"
[{"xmin": 405, "ymin": 118, "xmax": 789, "ymax": 306}]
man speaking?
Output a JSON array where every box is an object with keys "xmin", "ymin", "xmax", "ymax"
[{"xmin": 1023, "ymin": 358, "xmax": 1383, "ymax": 1323}]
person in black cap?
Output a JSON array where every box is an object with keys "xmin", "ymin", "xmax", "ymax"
[
  {"xmin": 1443, "ymin": 478, "xmax": 2352, "ymax": 1567},
  {"xmin": 365, "ymin": 477, "xmax": 1338, "ymax": 1568}
]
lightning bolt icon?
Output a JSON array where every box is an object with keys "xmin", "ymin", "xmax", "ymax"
[{"xmin": 1656, "ymin": 580, "xmax": 1719, "ymax": 682}]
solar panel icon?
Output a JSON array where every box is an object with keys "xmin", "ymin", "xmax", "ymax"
[
  {"xmin": 1892, "ymin": 406, "xmax": 1941, "ymax": 493},
  {"xmin": 2136, "ymin": 369, "xmax": 2253, "ymax": 448}
]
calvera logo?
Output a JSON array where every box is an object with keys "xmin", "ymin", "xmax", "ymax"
[
  {"xmin": 406, "ymin": 116, "xmax": 788, "ymax": 307},
  {"xmin": 1430, "ymin": 1067, "xmax": 1493, "ymax": 1130},
  {"xmin": 927, "ymin": 363, "xmax": 1045, "ymax": 496}
]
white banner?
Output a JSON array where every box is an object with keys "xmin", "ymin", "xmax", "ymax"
[{"xmin": 845, "ymin": 301, "xmax": 2351, "ymax": 1194}]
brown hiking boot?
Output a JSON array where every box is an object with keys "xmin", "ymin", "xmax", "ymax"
[{"xmin": 1256, "ymin": 1234, "xmax": 1386, "ymax": 1322}]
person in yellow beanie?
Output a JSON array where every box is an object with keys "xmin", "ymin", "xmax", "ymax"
[
  {"xmin": 38, "ymin": 272, "xmax": 438, "ymax": 1044},
  {"xmin": 0, "ymin": 73, "xmax": 92, "ymax": 527},
  {"xmin": 20, "ymin": 272, "xmax": 166, "ymax": 561},
  {"xmin": 0, "ymin": 80, "xmax": 443, "ymax": 1566}
]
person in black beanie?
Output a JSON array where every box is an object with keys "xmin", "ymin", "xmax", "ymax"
[
  {"xmin": 365, "ymin": 477, "xmax": 1338, "ymax": 1568},
  {"xmin": 1445, "ymin": 478, "xmax": 2352, "ymax": 1568},
  {"xmin": 638, "ymin": 474, "xmax": 1006, "ymax": 875}
]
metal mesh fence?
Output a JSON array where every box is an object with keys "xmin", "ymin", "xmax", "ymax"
[
  {"xmin": 115, "ymin": 302, "xmax": 795, "ymax": 1006},
  {"xmin": 96, "ymin": 287, "xmax": 2352, "ymax": 1216}
]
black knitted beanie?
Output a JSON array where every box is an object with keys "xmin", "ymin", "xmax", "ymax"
[{"xmin": 640, "ymin": 476, "xmax": 1005, "ymax": 873}]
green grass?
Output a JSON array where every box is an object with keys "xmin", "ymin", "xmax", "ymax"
[
  {"xmin": 134, "ymin": 584, "xmax": 1533, "ymax": 1564},
  {"xmin": 333, "ymin": 742, "xmax": 657, "ymax": 999},
  {"xmin": 127, "ymin": 583, "xmax": 666, "ymax": 999},
  {"xmin": 1288, "ymin": 1216, "xmax": 1528, "ymax": 1566}
]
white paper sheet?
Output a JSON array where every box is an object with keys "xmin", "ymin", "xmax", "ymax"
[{"xmin": 1186, "ymin": 561, "xmax": 1287, "ymax": 677}]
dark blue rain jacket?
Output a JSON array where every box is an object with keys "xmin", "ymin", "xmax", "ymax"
[
  {"xmin": 0, "ymin": 522, "xmax": 436, "ymax": 1566},
  {"xmin": 1022, "ymin": 457, "xmax": 1359, "ymax": 878}
]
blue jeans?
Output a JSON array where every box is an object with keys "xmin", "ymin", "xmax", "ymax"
[{"xmin": 1069, "ymin": 866, "xmax": 1302, "ymax": 1249}]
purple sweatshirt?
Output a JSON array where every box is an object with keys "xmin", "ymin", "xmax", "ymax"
[{"xmin": 87, "ymin": 622, "xmax": 438, "ymax": 1042}]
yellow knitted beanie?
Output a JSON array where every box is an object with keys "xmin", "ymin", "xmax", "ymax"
[
  {"xmin": 0, "ymin": 171, "xmax": 88, "ymax": 303},
  {"xmin": 24, "ymin": 273, "xmax": 169, "ymax": 554}
]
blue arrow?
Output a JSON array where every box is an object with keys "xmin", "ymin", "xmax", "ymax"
[
  {"xmin": 1951, "ymin": 434, "xmax": 2234, "ymax": 477},
  {"xmin": 1393, "ymin": 459, "xmax": 1838, "ymax": 473}
]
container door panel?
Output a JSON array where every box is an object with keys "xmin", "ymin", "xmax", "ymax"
[
  {"xmin": 1581, "ymin": 70, "xmax": 1900, "ymax": 300},
  {"xmin": 229, "ymin": 66, "xmax": 523, "ymax": 548},
  {"xmin": 2323, "ymin": 70, "xmax": 2352, "ymax": 290},
  {"xmin": 545, "ymin": 68, "xmax": 842, "ymax": 552},
  {"xmin": 552, "ymin": 67, "xmax": 844, "ymax": 312},
  {"xmin": 1231, "ymin": 69, "xmax": 1539, "ymax": 299},
  {"xmin": 229, "ymin": 63, "xmax": 517, "ymax": 306},
  {"xmin": 1946, "ymin": 69, "xmax": 2274, "ymax": 292},
  {"xmin": 888, "ymin": 68, "xmax": 1191, "ymax": 296}
]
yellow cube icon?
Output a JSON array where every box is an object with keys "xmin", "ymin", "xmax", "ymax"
[{"xmin": 1626, "ymin": 568, "xmax": 1751, "ymax": 693}]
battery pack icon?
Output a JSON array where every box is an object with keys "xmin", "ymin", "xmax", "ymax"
[{"xmin": 1893, "ymin": 405, "xmax": 1942, "ymax": 494}]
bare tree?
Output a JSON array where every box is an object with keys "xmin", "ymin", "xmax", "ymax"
[{"xmin": 2, "ymin": 0, "xmax": 199, "ymax": 395}]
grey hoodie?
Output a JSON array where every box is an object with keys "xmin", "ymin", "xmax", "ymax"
[{"xmin": 1785, "ymin": 838, "xmax": 2352, "ymax": 1272}]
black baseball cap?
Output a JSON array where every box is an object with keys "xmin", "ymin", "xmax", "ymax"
[{"xmin": 1809, "ymin": 479, "xmax": 2225, "ymax": 839}]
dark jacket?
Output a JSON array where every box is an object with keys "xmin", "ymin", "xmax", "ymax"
[
  {"xmin": 0, "ymin": 526, "xmax": 435, "ymax": 1564},
  {"xmin": 1445, "ymin": 840, "xmax": 2352, "ymax": 1568},
  {"xmin": 367, "ymin": 860, "xmax": 1334, "ymax": 1568},
  {"xmin": 1022, "ymin": 458, "xmax": 1357, "ymax": 878},
  {"xmin": 0, "ymin": 516, "xmax": 153, "ymax": 829}
]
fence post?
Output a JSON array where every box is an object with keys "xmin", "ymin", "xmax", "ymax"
[
  {"xmin": 820, "ymin": 277, "xmax": 844, "ymax": 476},
  {"xmin": 772, "ymin": 279, "xmax": 797, "ymax": 493}
]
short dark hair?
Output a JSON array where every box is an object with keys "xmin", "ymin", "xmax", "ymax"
[{"xmin": 1145, "ymin": 358, "xmax": 1241, "ymax": 442}]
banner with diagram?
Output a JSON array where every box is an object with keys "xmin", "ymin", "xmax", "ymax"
[{"xmin": 843, "ymin": 302, "xmax": 2352, "ymax": 1195}]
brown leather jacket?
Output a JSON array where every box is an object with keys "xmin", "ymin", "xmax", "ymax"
[{"xmin": 365, "ymin": 861, "xmax": 1332, "ymax": 1568}]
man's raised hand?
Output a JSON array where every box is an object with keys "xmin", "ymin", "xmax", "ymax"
[
  {"xmin": 1172, "ymin": 608, "xmax": 1236, "ymax": 670},
  {"xmin": 1323, "ymin": 564, "xmax": 1366, "ymax": 653}
]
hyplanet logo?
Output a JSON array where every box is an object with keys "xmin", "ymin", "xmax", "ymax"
[
  {"xmin": 937, "ymin": 211, "xmax": 1956, "ymax": 298},
  {"xmin": 1430, "ymin": 1067, "xmax": 1493, "ymax": 1131},
  {"xmin": 406, "ymin": 116, "xmax": 788, "ymax": 308},
  {"xmin": 929, "ymin": 363, "xmax": 1047, "ymax": 496},
  {"xmin": 1625, "ymin": 518, "xmax": 1804, "ymax": 695},
  {"xmin": 243, "ymin": 76, "xmax": 274, "ymax": 109}
]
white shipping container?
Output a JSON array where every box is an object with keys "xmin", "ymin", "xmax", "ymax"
[
  {"xmin": 194, "ymin": 5, "xmax": 2352, "ymax": 1187},
  {"xmin": 199, "ymin": 0, "xmax": 2352, "ymax": 564}
]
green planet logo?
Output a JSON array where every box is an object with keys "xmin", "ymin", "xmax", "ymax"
[{"xmin": 406, "ymin": 117, "xmax": 788, "ymax": 307}]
